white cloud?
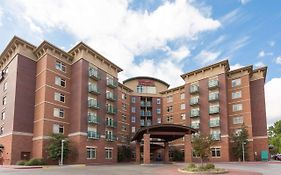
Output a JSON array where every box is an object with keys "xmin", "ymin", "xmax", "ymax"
[
  {"xmin": 265, "ymin": 78, "xmax": 281, "ymax": 125},
  {"xmin": 254, "ymin": 61, "xmax": 265, "ymax": 68},
  {"xmin": 258, "ymin": 50, "xmax": 273, "ymax": 57},
  {"xmin": 275, "ymin": 56, "xmax": 281, "ymax": 64},
  {"xmin": 230, "ymin": 63, "xmax": 244, "ymax": 70},
  {"xmin": 269, "ymin": 41, "xmax": 275, "ymax": 47},
  {"xmin": 3, "ymin": 0, "xmax": 220, "ymax": 87},
  {"xmin": 240, "ymin": 0, "xmax": 251, "ymax": 5},
  {"xmin": 0, "ymin": 7, "xmax": 3, "ymax": 26},
  {"xmin": 194, "ymin": 50, "xmax": 221, "ymax": 65}
]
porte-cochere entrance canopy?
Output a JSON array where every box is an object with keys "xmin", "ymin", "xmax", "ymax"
[{"xmin": 131, "ymin": 124, "xmax": 198, "ymax": 164}]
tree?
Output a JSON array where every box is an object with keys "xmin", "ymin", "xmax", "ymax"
[
  {"xmin": 231, "ymin": 125, "xmax": 249, "ymax": 161},
  {"xmin": 46, "ymin": 133, "xmax": 70, "ymax": 164},
  {"xmin": 192, "ymin": 134, "xmax": 215, "ymax": 166},
  {"xmin": 269, "ymin": 120, "xmax": 281, "ymax": 153}
]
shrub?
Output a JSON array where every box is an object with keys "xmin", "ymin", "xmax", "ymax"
[
  {"xmin": 187, "ymin": 163, "xmax": 196, "ymax": 169},
  {"xmin": 205, "ymin": 163, "xmax": 215, "ymax": 169},
  {"xmin": 24, "ymin": 158, "xmax": 45, "ymax": 166},
  {"xmin": 16, "ymin": 160, "xmax": 27, "ymax": 165}
]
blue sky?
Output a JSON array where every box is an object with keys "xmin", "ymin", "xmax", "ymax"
[{"xmin": 0, "ymin": 0, "xmax": 280, "ymax": 125}]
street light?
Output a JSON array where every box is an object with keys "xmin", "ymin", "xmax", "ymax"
[
  {"xmin": 60, "ymin": 139, "xmax": 66, "ymax": 166},
  {"xmin": 242, "ymin": 141, "xmax": 246, "ymax": 162}
]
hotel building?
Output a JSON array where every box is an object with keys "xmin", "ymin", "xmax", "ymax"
[{"xmin": 0, "ymin": 36, "xmax": 268, "ymax": 165}]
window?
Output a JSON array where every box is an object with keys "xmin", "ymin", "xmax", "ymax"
[
  {"xmin": 122, "ymin": 125, "xmax": 127, "ymax": 131},
  {"xmin": 232, "ymin": 78, "xmax": 241, "ymax": 87},
  {"xmin": 122, "ymin": 93, "xmax": 126, "ymax": 100},
  {"xmin": 131, "ymin": 116, "xmax": 136, "ymax": 123},
  {"xmin": 87, "ymin": 147, "xmax": 96, "ymax": 159},
  {"xmin": 3, "ymin": 82, "xmax": 7, "ymax": 91},
  {"xmin": 122, "ymin": 103, "xmax": 127, "ymax": 111},
  {"xmin": 180, "ymin": 93, "xmax": 185, "ymax": 100},
  {"xmin": 167, "ymin": 106, "xmax": 173, "ymax": 112},
  {"xmin": 233, "ymin": 116, "xmax": 243, "ymax": 124},
  {"xmin": 55, "ymin": 61, "xmax": 66, "ymax": 72},
  {"xmin": 53, "ymin": 108, "xmax": 64, "ymax": 118},
  {"xmin": 0, "ymin": 126, "xmax": 3, "ymax": 135},
  {"xmin": 105, "ymin": 148, "xmax": 113, "ymax": 159},
  {"xmin": 131, "ymin": 107, "xmax": 136, "ymax": 113},
  {"xmin": 180, "ymin": 113, "xmax": 186, "ymax": 120},
  {"xmin": 2, "ymin": 96, "xmax": 6, "ymax": 105},
  {"xmin": 167, "ymin": 96, "xmax": 173, "ymax": 103},
  {"xmin": 156, "ymin": 98, "xmax": 161, "ymax": 104},
  {"xmin": 211, "ymin": 148, "xmax": 221, "ymax": 157},
  {"xmin": 232, "ymin": 91, "xmax": 242, "ymax": 99},
  {"xmin": 167, "ymin": 116, "xmax": 173, "ymax": 123},
  {"xmin": 157, "ymin": 118, "xmax": 161, "ymax": 124},
  {"xmin": 232, "ymin": 104, "xmax": 243, "ymax": 112},
  {"xmin": 132, "ymin": 126, "xmax": 136, "ymax": 133},
  {"xmin": 54, "ymin": 92, "xmax": 65, "ymax": 102},
  {"xmin": 136, "ymin": 85, "xmax": 156, "ymax": 94},
  {"xmin": 131, "ymin": 97, "xmax": 136, "ymax": 103},
  {"xmin": 122, "ymin": 114, "xmax": 126, "ymax": 121},
  {"xmin": 156, "ymin": 108, "xmax": 161, "ymax": 114},
  {"xmin": 1, "ymin": 111, "xmax": 5, "ymax": 120},
  {"xmin": 180, "ymin": 104, "xmax": 186, "ymax": 110},
  {"xmin": 55, "ymin": 76, "xmax": 66, "ymax": 87},
  {"xmin": 53, "ymin": 124, "xmax": 64, "ymax": 134}
]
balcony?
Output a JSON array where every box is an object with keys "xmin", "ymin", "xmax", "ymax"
[
  {"xmin": 209, "ymin": 106, "xmax": 220, "ymax": 115},
  {"xmin": 146, "ymin": 111, "xmax": 152, "ymax": 116},
  {"xmin": 88, "ymin": 68, "xmax": 101, "ymax": 80},
  {"xmin": 211, "ymin": 133, "xmax": 221, "ymax": 141},
  {"xmin": 106, "ymin": 106, "xmax": 117, "ymax": 115},
  {"xmin": 106, "ymin": 78, "xmax": 118, "ymax": 88},
  {"xmin": 209, "ymin": 120, "xmax": 220, "ymax": 127},
  {"xmin": 105, "ymin": 134, "xmax": 117, "ymax": 142},
  {"xmin": 106, "ymin": 92, "xmax": 117, "ymax": 101},
  {"xmin": 191, "ymin": 123, "xmax": 200, "ymax": 129},
  {"xmin": 88, "ymin": 100, "xmax": 100, "ymax": 109},
  {"xmin": 190, "ymin": 109, "xmax": 200, "ymax": 117},
  {"xmin": 88, "ymin": 84, "xmax": 100, "ymax": 95},
  {"xmin": 209, "ymin": 93, "xmax": 219, "ymax": 101},
  {"xmin": 105, "ymin": 120, "xmax": 117, "ymax": 128},
  {"xmin": 88, "ymin": 115, "xmax": 99, "ymax": 124},
  {"xmin": 208, "ymin": 79, "xmax": 219, "ymax": 89},
  {"xmin": 190, "ymin": 97, "xmax": 199, "ymax": 106},
  {"xmin": 190, "ymin": 85, "xmax": 199, "ymax": 94},
  {"xmin": 87, "ymin": 131, "xmax": 100, "ymax": 139},
  {"xmin": 141, "ymin": 101, "xmax": 152, "ymax": 107}
]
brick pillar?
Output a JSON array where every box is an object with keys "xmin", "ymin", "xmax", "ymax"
[
  {"xmin": 143, "ymin": 134, "xmax": 150, "ymax": 164},
  {"xmin": 184, "ymin": 134, "xmax": 192, "ymax": 163},
  {"xmin": 136, "ymin": 141, "xmax": 141, "ymax": 164},
  {"xmin": 164, "ymin": 142, "xmax": 169, "ymax": 163}
]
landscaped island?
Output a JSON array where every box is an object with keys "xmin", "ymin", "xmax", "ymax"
[{"xmin": 179, "ymin": 163, "xmax": 228, "ymax": 174}]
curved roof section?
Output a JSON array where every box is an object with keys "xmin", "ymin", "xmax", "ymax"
[
  {"xmin": 131, "ymin": 124, "xmax": 197, "ymax": 142},
  {"xmin": 123, "ymin": 76, "xmax": 170, "ymax": 88}
]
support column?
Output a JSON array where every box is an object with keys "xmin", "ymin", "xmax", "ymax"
[
  {"xmin": 184, "ymin": 134, "xmax": 192, "ymax": 163},
  {"xmin": 143, "ymin": 134, "xmax": 150, "ymax": 164},
  {"xmin": 164, "ymin": 141, "xmax": 169, "ymax": 163},
  {"xmin": 136, "ymin": 141, "xmax": 141, "ymax": 164}
]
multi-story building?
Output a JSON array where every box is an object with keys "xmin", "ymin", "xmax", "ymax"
[{"xmin": 0, "ymin": 36, "xmax": 268, "ymax": 165}]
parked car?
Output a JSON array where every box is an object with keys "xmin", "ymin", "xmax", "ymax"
[{"xmin": 276, "ymin": 154, "xmax": 281, "ymax": 161}]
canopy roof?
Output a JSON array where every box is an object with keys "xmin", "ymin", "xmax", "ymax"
[{"xmin": 131, "ymin": 124, "xmax": 197, "ymax": 142}]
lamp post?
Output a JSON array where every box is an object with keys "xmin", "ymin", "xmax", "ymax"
[
  {"xmin": 60, "ymin": 139, "xmax": 65, "ymax": 166},
  {"xmin": 242, "ymin": 141, "xmax": 246, "ymax": 162}
]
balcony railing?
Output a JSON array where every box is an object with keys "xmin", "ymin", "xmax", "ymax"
[
  {"xmin": 87, "ymin": 131, "xmax": 100, "ymax": 139},
  {"xmin": 208, "ymin": 79, "xmax": 219, "ymax": 89},
  {"xmin": 141, "ymin": 101, "xmax": 152, "ymax": 107},
  {"xmin": 209, "ymin": 93, "xmax": 219, "ymax": 101},
  {"xmin": 88, "ymin": 68, "xmax": 100, "ymax": 80},
  {"xmin": 191, "ymin": 123, "xmax": 200, "ymax": 129},
  {"xmin": 209, "ymin": 106, "xmax": 220, "ymax": 114},
  {"xmin": 211, "ymin": 133, "xmax": 221, "ymax": 141},
  {"xmin": 88, "ymin": 100, "xmax": 100, "ymax": 109},
  {"xmin": 106, "ymin": 78, "xmax": 118, "ymax": 88},
  {"xmin": 105, "ymin": 134, "xmax": 117, "ymax": 142},
  {"xmin": 88, "ymin": 115, "xmax": 99, "ymax": 124},
  {"xmin": 105, "ymin": 120, "xmax": 117, "ymax": 128},
  {"xmin": 209, "ymin": 120, "xmax": 220, "ymax": 127},
  {"xmin": 106, "ymin": 106, "xmax": 117, "ymax": 115},
  {"xmin": 106, "ymin": 92, "xmax": 117, "ymax": 101},
  {"xmin": 190, "ymin": 97, "xmax": 199, "ymax": 106},
  {"xmin": 190, "ymin": 85, "xmax": 199, "ymax": 94},
  {"xmin": 88, "ymin": 84, "xmax": 100, "ymax": 95},
  {"xmin": 190, "ymin": 109, "xmax": 200, "ymax": 117}
]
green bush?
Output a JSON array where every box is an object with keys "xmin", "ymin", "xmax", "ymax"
[
  {"xmin": 16, "ymin": 160, "xmax": 27, "ymax": 165},
  {"xmin": 187, "ymin": 163, "xmax": 196, "ymax": 169},
  {"xmin": 24, "ymin": 158, "xmax": 45, "ymax": 166},
  {"xmin": 205, "ymin": 163, "xmax": 215, "ymax": 169}
]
